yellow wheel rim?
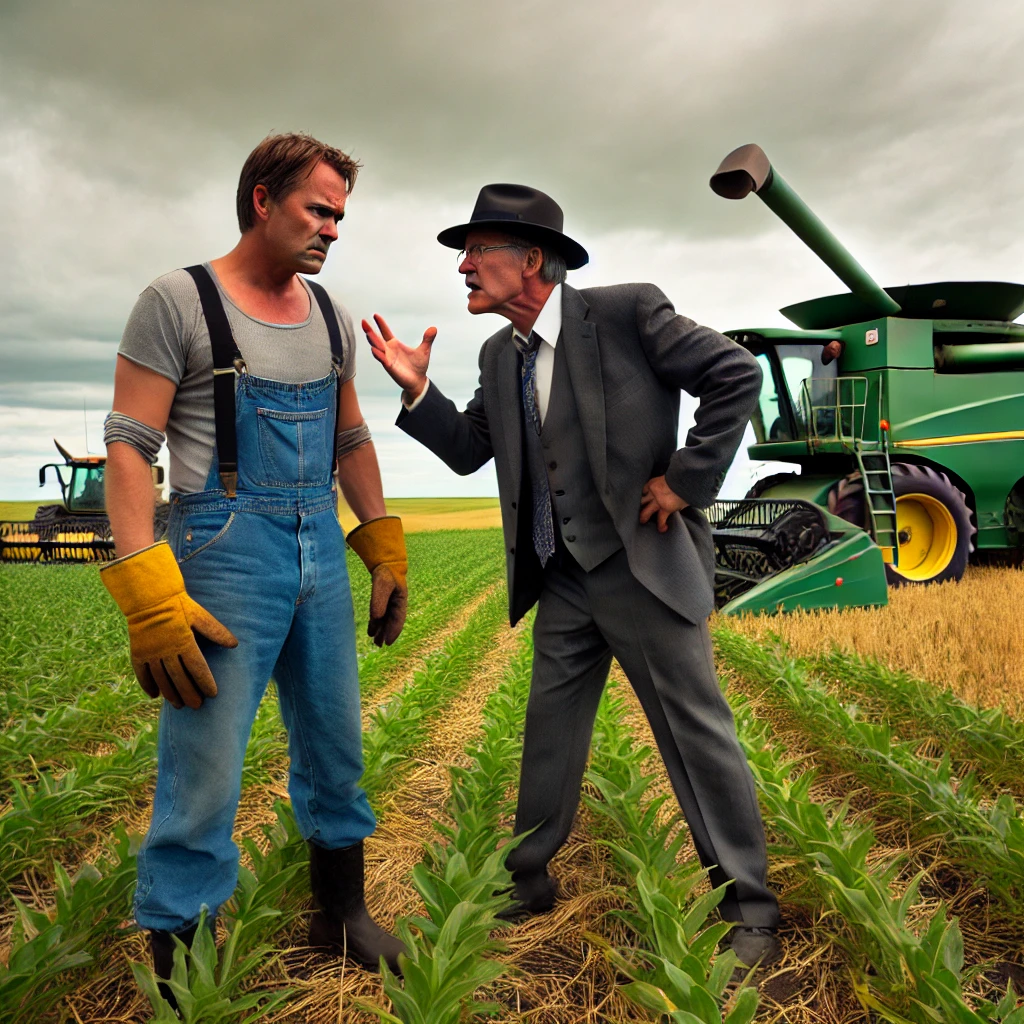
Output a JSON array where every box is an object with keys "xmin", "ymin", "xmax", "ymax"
[{"xmin": 892, "ymin": 492, "xmax": 958, "ymax": 581}]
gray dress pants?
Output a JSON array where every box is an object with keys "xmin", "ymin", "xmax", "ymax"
[{"xmin": 504, "ymin": 548, "xmax": 779, "ymax": 928}]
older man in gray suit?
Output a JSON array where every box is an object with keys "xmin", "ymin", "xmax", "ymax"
[{"xmin": 362, "ymin": 184, "xmax": 780, "ymax": 966}]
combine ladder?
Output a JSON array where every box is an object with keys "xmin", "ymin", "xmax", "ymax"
[{"xmin": 854, "ymin": 447, "xmax": 898, "ymax": 567}]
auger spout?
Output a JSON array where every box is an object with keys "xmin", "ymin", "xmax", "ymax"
[{"xmin": 711, "ymin": 144, "xmax": 901, "ymax": 319}]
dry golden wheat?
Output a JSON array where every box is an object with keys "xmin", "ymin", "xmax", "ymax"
[{"xmin": 720, "ymin": 567, "xmax": 1024, "ymax": 712}]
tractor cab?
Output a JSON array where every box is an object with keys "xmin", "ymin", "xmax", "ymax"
[
  {"xmin": 37, "ymin": 439, "xmax": 165, "ymax": 517},
  {"xmin": 39, "ymin": 441, "xmax": 108, "ymax": 515}
]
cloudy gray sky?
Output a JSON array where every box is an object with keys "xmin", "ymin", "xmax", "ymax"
[{"xmin": 3, "ymin": 0, "xmax": 1023, "ymax": 502}]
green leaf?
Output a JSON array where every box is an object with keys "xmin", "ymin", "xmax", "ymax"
[{"xmin": 619, "ymin": 981, "xmax": 677, "ymax": 1012}]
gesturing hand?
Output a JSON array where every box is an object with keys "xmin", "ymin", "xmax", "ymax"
[
  {"xmin": 361, "ymin": 313, "xmax": 437, "ymax": 401},
  {"xmin": 639, "ymin": 475, "xmax": 689, "ymax": 533}
]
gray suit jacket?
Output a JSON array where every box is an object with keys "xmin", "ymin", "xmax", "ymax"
[{"xmin": 397, "ymin": 282, "xmax": 762, "ymax": 625}]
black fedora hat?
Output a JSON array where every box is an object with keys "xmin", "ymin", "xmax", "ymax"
[{"xmin": 437, "ymin": 183, "xmax": 589, "ymax": 270}]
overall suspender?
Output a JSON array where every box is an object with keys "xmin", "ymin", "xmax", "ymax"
[
  {"xmin": 305, "ymin": 279, "xmax": 346, "ymax": 473},
  {"xmin": 184, "ymin": 265, "xmax": 346, "ymax": 498}
]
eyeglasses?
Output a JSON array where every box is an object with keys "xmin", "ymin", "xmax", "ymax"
[{"xmin": 457, "ymin": 244, "xmax": 519, "ymax": 265}]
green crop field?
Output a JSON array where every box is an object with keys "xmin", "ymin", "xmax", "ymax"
[
  {"xmin": 0, "ymin": 502, "xmax": 42, "ymax": 522},
  {"xmin": 2, "ymin": 532, "xmax": 1023, "ymax": 1023}
]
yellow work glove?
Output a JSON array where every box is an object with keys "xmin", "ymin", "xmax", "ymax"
[
  {"xmin": 100, "ymin": 541, "xmax": 238, "ymax": 709},
  {"xmin": 346, "ymin": 516, "xmax": 408, "ymax": 647}
]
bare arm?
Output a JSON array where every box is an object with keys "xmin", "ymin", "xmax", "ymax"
[
  {"xmin": 107, "ymin": 355, "xmax": 176, "ymax": 557},
  {"xmin": 335, "ymin": 377, "xmax": 387, "ymax": 522}
]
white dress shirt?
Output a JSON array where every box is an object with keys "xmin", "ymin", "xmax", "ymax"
[{"xmin": 402, "ymin": 284, "xmax": 563, "ymax": 426}]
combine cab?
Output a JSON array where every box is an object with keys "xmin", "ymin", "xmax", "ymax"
[
  {"xmin": 0, "ymin": 441, "xmax": 167, "ymax": 563},
  {"xmin": 708, "ymin": 144, "xmax": 1024, "ymax": 615}
]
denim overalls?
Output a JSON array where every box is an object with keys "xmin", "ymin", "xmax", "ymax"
[{"xmin": 134, "ymin": 303, "xmax": 375, "ymax": 933}]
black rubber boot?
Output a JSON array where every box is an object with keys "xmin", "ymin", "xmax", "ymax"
[
  {"xmin": 307, "ymin": 840, "xmax": 406, "ymax": 975},
  {"xmin": 149, "ymin": 922, "xmax": 201, "ymax": 1012}
]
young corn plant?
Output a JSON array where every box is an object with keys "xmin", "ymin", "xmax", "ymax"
[
  {"xmin": 583, "ymin": 683, "xmax": 758, "ymax": 1023},
  {"xmin": 130, "ymin": 909, "xmax": 291, "ymax": 1024},
  {"xmin": 0, "ymin": 827, "xmax": 137, "ymax": 1023},
  {"xmin": 130, "ymin": 803, "xmax": 307, "ymax": 1018},
  {"xmin": 0, "ymin": 730, "xmax": 153, "ymax": 884},
  {"xmin": 594, "ymin": 868, "xmax": 757, "ymax": 1024},
  {"xmin": 366, "ymin": 846, "xmax": 516, "ymax": 1024}
]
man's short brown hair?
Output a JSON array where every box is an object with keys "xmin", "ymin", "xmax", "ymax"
[{"xmin": 236, "ymin": 133, "xmax": 361, "ymax": 232}]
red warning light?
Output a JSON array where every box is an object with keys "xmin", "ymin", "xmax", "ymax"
[
  {"xmin": 879, "ymin": 419, "xmax": 890, "ymax": 431},
  {"xmin": 835, "ymin": 577, "xmax": 844, "ymax": 586}
]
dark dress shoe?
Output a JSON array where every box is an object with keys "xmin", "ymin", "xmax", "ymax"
[
  {"xmin": 729, "ymin": 925, "xmax": 782, "ymax": 969},
  {"xmin": 496, "ymin": 871, "xmax": 559, "ymax": 922}
]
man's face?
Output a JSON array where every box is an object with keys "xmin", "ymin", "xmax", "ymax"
[
  {"xmin": 458, "ymin": 231, "xmax": 527, "ymax": 315},
  {"xmin": 261, "ymin": 160, "xmax": 349, "ymax": 274}
]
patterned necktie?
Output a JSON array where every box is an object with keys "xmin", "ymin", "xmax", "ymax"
[{"xmin": 518, "ymin": 333, "xmax": 556, "ymax": 566}]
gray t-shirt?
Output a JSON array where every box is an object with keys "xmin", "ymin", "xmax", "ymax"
[{"xmin": 118, "ymin": 263, "xmax": 357, "ymax": 493}]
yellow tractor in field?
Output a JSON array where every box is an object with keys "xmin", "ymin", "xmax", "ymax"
[{"xmin": 0, "ymin": 440, "xmax": 168, "ymax": 563}]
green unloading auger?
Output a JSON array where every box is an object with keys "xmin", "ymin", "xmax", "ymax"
[{"xmin": 709, "ymin": 143, "xmax": 901, "ymax": 319}]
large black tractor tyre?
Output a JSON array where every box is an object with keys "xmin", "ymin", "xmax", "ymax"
[{"xmin": 828, "ymin": 463, "xmax": 976, "ymax": 586}]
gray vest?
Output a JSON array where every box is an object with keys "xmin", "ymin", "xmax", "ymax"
[{"xmin": 529, "ymin": 338, "xmax": 623, "ymax": 570}]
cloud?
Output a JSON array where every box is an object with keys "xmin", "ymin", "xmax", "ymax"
[{"xmin": 2, "ymin": 0, "xmax": 1023, "ymax": 498}]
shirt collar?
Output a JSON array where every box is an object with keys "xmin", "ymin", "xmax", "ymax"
[{"xmin": 512, "ymin": 283, "xmax": 562, "ymax": 350}]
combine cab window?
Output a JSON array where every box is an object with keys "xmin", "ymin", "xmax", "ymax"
[
  {"xmin": 69, "ymin": 465, "xmax": 106, "ymax": 513},
  {"xmin": 751, "ymin": 345, "xmax": 838, "ymax": 442},
  {"xmin": 753, "ymin": 354, "xmax": 782, "ymax": 442}
]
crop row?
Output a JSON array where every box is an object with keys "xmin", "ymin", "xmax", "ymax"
[
  {"xmin": 807, "ymin": 645, "xmax": 1024, "ymax": 795},
  {"xmin": 715, "ymin": 627, "xmax": 1024, "ymax": 914},
  {"xmin": 366, "ymin": 624, "xmax": 535, "ymax": 1023},
  {"xmin": 724, "ymin": 681, "xmax": 1023, "ymax": 1023}
]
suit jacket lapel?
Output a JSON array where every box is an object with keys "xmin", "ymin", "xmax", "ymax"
[
  {"xmin": 560, "ymin": 285, "xmax": 607, "ymax": 493},
  {"xmin": 494, "ymin": 330, "xmax": 523, "ymax": 498}
]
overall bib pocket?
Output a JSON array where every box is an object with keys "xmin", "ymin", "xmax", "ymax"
[{"xmin": 255, "ymin": 406, "xmax": 331, "ymax": 488}]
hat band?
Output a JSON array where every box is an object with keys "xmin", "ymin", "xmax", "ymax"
[{"xmin": 473, "ymin": 209, "xmax": 529, "ymax": 222}]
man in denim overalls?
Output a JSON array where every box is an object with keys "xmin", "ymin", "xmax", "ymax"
[{"xmin": 100, "ymin": 134, "xmax": 407, "ymax": 1002}]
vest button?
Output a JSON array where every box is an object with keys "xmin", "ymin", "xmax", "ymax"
[
  {"xmin": 510, "ymin": 547, "xmax": 515, "ymax": 555},
  {"xmin": 548, "ymin": 461, "xmax": 557, "ymax": 470},
  {"xmin": 566, "ymin": 535, "xmax": 576, "ymax": 542},
  {"xmin": 511, "ymin": 502, "xmax": 517, "ymax": 509},
  {"xmin": 562, "ymin": 517, "xmax": 571, "ymax": 524},
  {"xmin": 555, "ymin": 490, "xmax": 565, "ymax": 496}
]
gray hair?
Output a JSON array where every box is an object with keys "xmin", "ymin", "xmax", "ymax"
[{"xmin": 505, "ymin": 234, "xmax": 568, "ymax": 285}]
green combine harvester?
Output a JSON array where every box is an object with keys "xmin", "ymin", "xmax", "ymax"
[{"xmin": 706, "ymin": 144, "xmax": 1024, "ymax": 615}]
